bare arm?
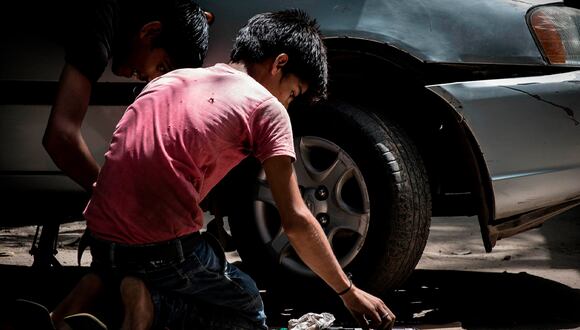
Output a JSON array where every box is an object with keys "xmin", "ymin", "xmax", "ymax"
[
  {"xmin": 43, "ymin": 64, "xmax": 100, "ymax": 192},
  {"xmin": 263, "ymin": 155, "xmax": 395, "ymax": 329}
]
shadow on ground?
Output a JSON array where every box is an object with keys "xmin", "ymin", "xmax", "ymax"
[
  {"xmin": 263, "ymin": 268, "xmax": 580, "ymax": 329},
  {"xmin": 1, "ymin": 265, "xmax": 578, "ymax": 329},
  {"xmin": 394, "ymin": 270, "xmax": 580, "ymax": 329}
]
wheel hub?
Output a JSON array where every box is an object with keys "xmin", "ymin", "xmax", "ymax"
[{"xmin": 253, "ymin": 136, "xmax": 370, "ymax": 276}]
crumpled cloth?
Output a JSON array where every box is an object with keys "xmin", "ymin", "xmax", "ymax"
[{"xmin": 288, "ymin": 312, "xmax": 335, "ymax": 330}]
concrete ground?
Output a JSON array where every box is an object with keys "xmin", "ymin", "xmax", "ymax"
[{"xmin": 0, "ymin": 206, "xmax": 579, "ymax": 329}]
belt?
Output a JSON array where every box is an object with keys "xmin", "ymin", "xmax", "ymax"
[{"xmin": 89, "ymin": 231, "xmax": 202, "ymax": 267}]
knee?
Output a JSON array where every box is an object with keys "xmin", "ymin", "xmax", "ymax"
[
  {"xmin": 119, "ymin": 277, "xmax": 154, "ymax": 330},
  {"xmin": 120, "ymin": 277, "xmax": 151, "ymax": 305},
  {"xmin": 120, "ymin": 276, "xmax": 145, "ymax": 292},
  {"xmin": 79, "ymin": 273, "xmax": 105, "ymax": 292},
  {"xmin": 121, "ymin": 276, "xmax": 145, "ymax": 290}
]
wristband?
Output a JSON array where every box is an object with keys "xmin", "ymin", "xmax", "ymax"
[{"xmin": 337, "ymin": 272, "xmax": 353, "ymax": 296}]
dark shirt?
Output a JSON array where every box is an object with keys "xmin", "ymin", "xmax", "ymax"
[{"xmin": 64, "ymin": 0, "xmax": 120, "ymax": 82}]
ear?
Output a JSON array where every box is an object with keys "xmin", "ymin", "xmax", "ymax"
[
  {"xmin": 270, "ymin": 53, "xmax": 289, "ymax": 75},
  {"xmin": 204, "ymin": 11, "xmax": 215, "ymax": 25},
  {"xmin": 139, "ymin": 21, "xmax": 163, "ymax": 43}
]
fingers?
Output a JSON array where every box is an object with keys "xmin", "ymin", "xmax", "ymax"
[
  {"xmin": 357, "ymin": 309, "xmax": 396, "ymax": 330},
  {"xmin": 352, "ymin": 312, "xmax": 370, "ymax": 330},
  {"xmin": 379, "ymin": 304, "xmax": 396, "ymax": 329},
  {"xmin": 378, "ymin": 310, "xmax": 395, "ymax": 330},
  {"xmin": 366, "ymin": 298, "xmax": 394, "ymax": 329},
  {"xmin": 353, "ymin": 311, "xmax": 395, "ymax": 330},
  {"xmin": 343, "ymin": 287, "xmax": 396, "ymax": 329},
  {"xmin": 366, "ymin": 314, "xmax": 386, "ymax": 330},
  {"xmin": 367, "ymin": 312, "xmax": 383, "ymax": 327}
]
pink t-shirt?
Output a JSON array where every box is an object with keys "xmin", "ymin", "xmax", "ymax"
[{"xmin": 85, "ymin": 64, "xmax": 295, "ymax": 244}]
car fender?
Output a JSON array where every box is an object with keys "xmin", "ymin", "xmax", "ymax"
[{"xmin": 427, "ymin": 71, "xmax": 580, "ymax": 244}]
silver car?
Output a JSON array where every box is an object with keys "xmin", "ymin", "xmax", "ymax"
[{"xmin": 1, "ymin": 0, "xmax": 579, "ymax": 294}]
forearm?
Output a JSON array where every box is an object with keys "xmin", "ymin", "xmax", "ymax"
[
  {"xmin": 283, "ymin": 209, "xmax": 351, "ymax": 294},
  {"xmin": 43, "ymin": 130, "xmax": 100, "ymax": 192},
  {"xmin": 43, "ymin": 63, "xmax": 99, "ymax": 192},
  {"xmin": 263, "ymin": 156, "xmax": 394, "ymax": 328}
]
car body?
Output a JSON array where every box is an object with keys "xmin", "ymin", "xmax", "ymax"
[{"xmin": 1, "ymin": 0, "xmax": 579, "ymax": 292}]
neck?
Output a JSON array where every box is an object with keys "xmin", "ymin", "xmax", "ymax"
[
  {"xmin": 228, "ymin": 61, "xmax": 249, "ymax": 74},
  {"xmin": 228, "ymin": 61, "xmax": 271, "ymax": 87}
]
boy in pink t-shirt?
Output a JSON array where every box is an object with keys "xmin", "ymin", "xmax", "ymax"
[
  {"xmin": 84, "ymin": 63, "xmax": 297, "ymax": 245},
  {"xmin": 60, "ymin": 9, "xmax": 395, "ymax": 330}
]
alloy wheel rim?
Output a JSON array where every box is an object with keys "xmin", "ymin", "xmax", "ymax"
[{"xmin": 253, "ymin": 136, "xmax": 370, "ymax": 276}]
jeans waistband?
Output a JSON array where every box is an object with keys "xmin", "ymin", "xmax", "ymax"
[{"xmin": 90, "ymin": 231, "xmax": 202, "ymax": 268}]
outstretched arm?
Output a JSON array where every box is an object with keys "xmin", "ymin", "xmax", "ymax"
[
  {"xmin": 43, "ymin": 64, "xmax": 100, "ymax": 192},
  {"xmin": 263, "ymin": 155, "xmax": 396, "ymax": 329}
]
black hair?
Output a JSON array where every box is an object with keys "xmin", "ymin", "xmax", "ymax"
[
  {"xmin": 230, "ymin": 9, "xmax": 328, "ymax": 102},
  {"xmin": 125, "ymin": 0, "xmax": 209, "ymax": 68},
  {"xmin": 157, "ymin": 0, "xmax": 209, "ymax": 68}
]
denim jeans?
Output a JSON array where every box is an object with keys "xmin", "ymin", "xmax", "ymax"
[{"xmin": 90, "ymin": 232, "xmax": 267, "ymax": 330}]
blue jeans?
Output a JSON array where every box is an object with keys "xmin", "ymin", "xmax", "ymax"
[{"xmin": 90, "ymin": 232, "xmax": 267, "ymax": 330}]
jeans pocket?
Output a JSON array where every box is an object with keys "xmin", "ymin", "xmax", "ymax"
[
  {"xmin": 143, "ymin": 263, "xmax": 192, "ymax": 292},
  {"xmin": 201, "ymin": 232, "xmax": 227, "ymax": 272}
]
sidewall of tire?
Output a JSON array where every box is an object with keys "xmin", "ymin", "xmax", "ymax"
[{"xmin": 230, "ymin": 101, "xmax": 431, "ymax": 295}]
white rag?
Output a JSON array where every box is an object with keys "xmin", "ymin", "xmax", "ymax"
[{"xmin": 288, "ymin": 312, "xmax": 335, "ymax": 330}]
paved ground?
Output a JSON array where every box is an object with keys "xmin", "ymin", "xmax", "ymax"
[{"xmin": 1, "ymin": 206, "xmax": 579, "ymax": 329}]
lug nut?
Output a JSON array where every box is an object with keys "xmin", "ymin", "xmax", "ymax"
[
  {"xmin": 315, "ymin": 186, "xmax": 329, "ymax": 201},
  {"xmin": 317, "ymin": 213, "xmax": 330, "ymax": 226}
]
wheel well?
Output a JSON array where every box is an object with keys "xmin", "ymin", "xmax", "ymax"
[{"xmin": 325, "ymin": 40, "xmax": 488, "ymax": 217}]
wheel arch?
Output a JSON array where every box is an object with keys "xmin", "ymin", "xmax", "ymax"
[{"xmin": 324, "ymin": 37, "xmax": 495, "ymax": 249}]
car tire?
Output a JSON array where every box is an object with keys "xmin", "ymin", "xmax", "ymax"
[{"xmin": 229, "ymin": 101, "xmax": 431, "ymax": 294}]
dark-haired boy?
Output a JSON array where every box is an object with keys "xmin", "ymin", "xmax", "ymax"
[
  {"xmin": 84, "ymin": 9, "xmax": 396, "ymax": 330},
  {"xmin": 43, "ymin": 0, "xmax": 211, "ymax": 194},
  {"xmin": 36, "ymin": 0, "xmax": 211, "ymax": 328}
]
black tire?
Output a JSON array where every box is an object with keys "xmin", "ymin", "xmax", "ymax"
[{"xmin": 229, "ymin": 101, "xmax": 431, "ymax": 294}]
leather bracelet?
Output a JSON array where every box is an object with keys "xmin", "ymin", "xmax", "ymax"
[{"xmin": 337, "ymin": 272, "xmax": 353, "ymax": 296}]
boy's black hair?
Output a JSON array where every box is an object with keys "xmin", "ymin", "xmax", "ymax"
[
  {"xmin": 230, "ymin": 9, "xmax": 328, "ymax": 102},
  {"xmin": 128, "ymin": 0, "xmax": 209, "ymax": 68},
  {"xmin": 157, "ymin": 0, "xmax": 209, "ymax": 68}
]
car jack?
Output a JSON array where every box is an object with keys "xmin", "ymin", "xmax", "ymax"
[{"xmin": 29, "ymin": 223, "xmax": 62, "ymax": 269}]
